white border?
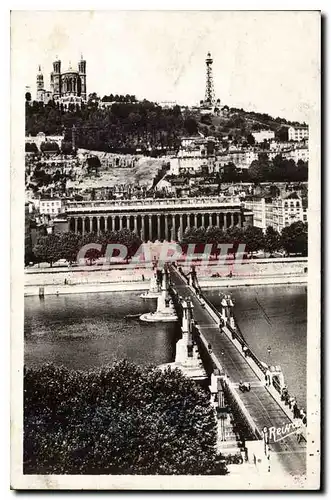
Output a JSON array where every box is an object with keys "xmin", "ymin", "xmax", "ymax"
[{"xmin": 6, "ymin": 3, "xmax": 324, "ymax": 494}]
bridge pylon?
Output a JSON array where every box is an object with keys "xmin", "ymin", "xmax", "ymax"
[{"xmin": 175, "ymin": 298, "xmax": 195, "ymax": 363}]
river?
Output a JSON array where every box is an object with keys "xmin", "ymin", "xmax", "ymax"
[
  {"xmin": 24, "ymin": 292, "xmax": 179, "ymax": 370},
  {"xmin": 205, "ymin": 284, "xmax": 307, "ymax": 409},
  {"xmin": 24, "ymin": 284, "xmax": 307, "ymax": 408}
]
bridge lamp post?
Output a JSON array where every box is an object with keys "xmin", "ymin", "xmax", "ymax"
[{"xmin": 267, "ymin": 346, "xmax": 271, "ymax": 358}]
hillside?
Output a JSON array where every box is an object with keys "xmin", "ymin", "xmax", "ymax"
[
  {"xmin": 25, "ymin": 97, "xmax": 307, "ymax": 153},
  {"xmin": 196, "ymin": 107, "xmax": 306, "ymax": 142}
]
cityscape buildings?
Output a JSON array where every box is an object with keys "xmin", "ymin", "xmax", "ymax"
[{"xmin": 244, "ymin": 193, "xmax": 307, "ymax": 232}]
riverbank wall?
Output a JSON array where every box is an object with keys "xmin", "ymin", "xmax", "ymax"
[
  {"xmin": 24, "ymin": 257, "xmax": 307, "ymax": 296},
  {"xmin": 24, "ymin": 267, "xmax": 153, "ymax": 296}
]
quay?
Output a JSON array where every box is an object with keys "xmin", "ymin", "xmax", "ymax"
[{"xmin": 168, "ymin": 265, "xmax": 306, "ymax": 477}]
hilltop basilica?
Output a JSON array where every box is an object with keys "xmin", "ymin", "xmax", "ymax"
[{"xmin": 36, "ymin": 56, "xmax": 87, "ymax": 109}]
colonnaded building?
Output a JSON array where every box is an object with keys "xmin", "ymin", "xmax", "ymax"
[
  {"xmin": 36, "ymin": 55, "xmax": 87, "ymax": 108},
  {"xmin": 53, "ymin": 197, "xmax": 254, "ymax": 242}
]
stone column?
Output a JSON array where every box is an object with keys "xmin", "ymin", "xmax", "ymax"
[
  {"xmin": 74, "ymin": 216, "xmax": 78, "ymax": 233},
  {"xmin": 148, "ymin": 214, "xmax": 152, "ymax": 241},
  {"xmin": 141, "ymin": 216, "xmax": 146, "ymax": 242},
  {"xmin": 165, "ymin": 215, "xmax": 169, "ymax": 242},
  {"xmin": 133, "ymin": 215, "xmax": 138, "ymax": 234},
  {"xmin": 171, "ymin": 214, "xmax": 176, "ymax": 241},
  {"xmin": 194, "ymin": 213, "xmax": 198, "ymax": 228},
  {"xmin": 187, "ymin": 214, "xmax": 191, "ymax": 229},
  {"xmin": 237, "ymin": 213, "xmax": 242, "ymax": 228},
  {"xmin": 179, "ymin": 214, "xmax": 184, "ymax": 240},
  {"xmin": 82, "ymin": 217, "xmax": 85, "ymax": 236},
  {"xmin": 224, "ymin": 213, "xmax": 228, "ymax": 229},
  {"xmin": 89, "ymin": 216, "xmax": 93, "ymax": 233},
  {"xmin": 96, "ymin": 216, "xmax": 101, "ymax": 234},
  {"xmin": 230, "ymin": 213, "xmax": 234, "ymax": 228},
  {"xmin": 119, "ymin": 215, "xmax": 123, "ymax": 230},
  {"xmin": 217, "ymin": 213, "xmax": 221, "ymax": 228},
  {"xmin": 157, "ymin": 214, "xmax": 161, "ymax": 241},
  {"xmin": 111, "ymin": 215, "xmax": 115, "ymax": 231}
]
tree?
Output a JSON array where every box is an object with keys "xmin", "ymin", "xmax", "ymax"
[
  {"xmin": 184, "ymin": 117, "xmax": 198, "ymax": 135},
  {"xmin": 264, "ymin": 226, "xmax": 281, "ymax": 255},
  {"xmin": 25, "ymin": 142, "xmax": 38, "ymax": 154},
  {"xmin": 59, "ymin": 232, "xmax": 81, "ymax": 264},
  {"xmin": 80, "ymin": 232, "xmax": 102, "ymax": 265},
  {"xmin": 104, "ymin": 229, "xmax": 142, "ymax": 259},
  {"xmin": 248, "ymin": 155, "xmax": 271, "ymax": 184},
  {"xmin": 24, "ymin": 361, "xmax": 220, "ymax": 475},
  {"xmin": 221, "ymin": 163, "xmax": 239, "ymax": 183},
  {"xmin": 61, "ymin": 141, "xmax": 73, "ymax": 154},
  {"xmin": 275, "ymin": 126, "xmax": 288, "ymax": 142},
  {"xmin": 281, "ymin": 221, "xmax": 308, "ymax": 256},
  {"xmin": 243, "ymin": 226, "xmax": 265, "ymax": 254},
  {"xmin": 33, "ymin": 234, "xmax": 62, "ymax": 267},
  {"xmin": 25, "ymin": 215, "xmax": 34, "ymax": 265},
  {"xmin": 40, "ymin": 141, "xmax": 60, "ymax": 153},
  {"xmin": 25, "ymin": 91, "xmax": 32, "ymax": 102},
  {"xmin": 87, "ymin": 156, "xmax": 101, "ymax": 175},
  {"xmin": 225, "ymin": 226, "xmax": 245, "ymax": 253}
]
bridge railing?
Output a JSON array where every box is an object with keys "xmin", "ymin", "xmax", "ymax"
[
  {"xmin": 178, "ymin": 266, "xmax": 268, "ymax": 374},
  {"xmin": 185, "ymin": 267, "xmax": 308, "ymax": 432}
]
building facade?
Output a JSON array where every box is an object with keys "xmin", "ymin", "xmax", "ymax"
[
  {"xmin": 252, "ymin": 130, "xmax": 275, "ymax": 143},
  {"xmin": 31, "ymin": 198, "xmax": 64, "ymax": 217},
  {"xmin": 245, "ymin": 194, "xmax": 307, "ymax": 232},
  {"xmin": 36, "ymin": 56, "xmax": 87, "ymax": 108},
  {"xmin": 288, "ymin": 126, "xmax": 309, "ymax": 142},
  {"xmin": 55, "ymin": 197, "xmax": 253, "ymax": 242}
]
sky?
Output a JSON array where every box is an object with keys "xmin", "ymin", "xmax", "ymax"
[{"xmin": 12, "ymin": 10, "xmax": 320, "ymax": 122}]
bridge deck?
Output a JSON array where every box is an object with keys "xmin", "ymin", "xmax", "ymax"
[{"xmin": 169, "ymin": 266, "xmax": 306, "ymax": 478}]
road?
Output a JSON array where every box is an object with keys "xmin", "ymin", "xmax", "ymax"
[{"xmin": 169, "ymin": 266, "xmax": 306, "ymax": 478}]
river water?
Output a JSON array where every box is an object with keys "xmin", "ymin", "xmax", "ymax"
[
  {"xmin": 205, "ymin": 284, "xmax": 307, "ymax": 409},
  {"xmin": 24, "ymin": 284, "xmax": 307, "ymax": 408},
  {"xmin": 24, "ymin": 292, "xmax": 179, "ymax": 370}
]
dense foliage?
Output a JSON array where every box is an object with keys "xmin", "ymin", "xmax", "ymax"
[
  {"xmin": 180, "ymin": 222, "xmax": 308, "ymax": 256},
  {"xmin": 24, "ymin": 361, "xmax": 219, "ymax": 475},
  {"xmin": 217, "ymin": 157, "xmax": 307, "ymax": 184},
  {"xmin": 25, "ymin": 99, "xmax": 194, "ymax": 154},
  {"xmin": 29, "ymin": 220, "xmax": 308, "ymax": 266},
  {"xmin": 32, "ymin": 229, "xmax": 142, "ymax": 266},
  {"xmin": 247, "ymin": 154, "xmax": 308, "ymax": 183},
  {"xmin": 280, "ymin": 221, "xmax": 308, "ymax": 256}
]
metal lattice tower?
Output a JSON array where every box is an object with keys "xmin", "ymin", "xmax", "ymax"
[{"xmin": 204, "ymin": 52, "xmax": 215, "ymax": 105}]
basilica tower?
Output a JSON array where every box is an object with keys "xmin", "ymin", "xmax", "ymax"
[
  {"xmin": 78, "ymin": 55, "xmax": 87, "ymax": 101},
  {"xmin": 52, "ymin": 57, "xmax": 62, "ymax": 100},
  {"xmin": 36, "ymin": 66, "xmax": 45, "ymax": 101}
]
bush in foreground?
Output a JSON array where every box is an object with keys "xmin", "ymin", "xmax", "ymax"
[{"xmin": 24, "ymin": 361, "xmax": 220, "ymax": 475}]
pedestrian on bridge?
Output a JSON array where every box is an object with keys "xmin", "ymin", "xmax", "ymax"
[
  {"xmin": 296, "ymin": 425, "xmax": 304, "ymax": 443},
  {"xmin": 281, "ymin": 385, "xmax": 288, "ymax": 402},
  {"xmin": 243, "ymin": 345, "xmax": 249, "ymax": 357}
]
